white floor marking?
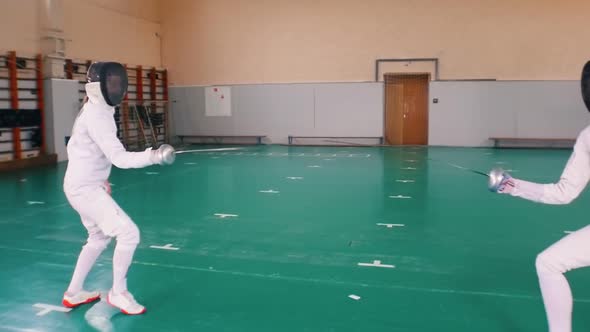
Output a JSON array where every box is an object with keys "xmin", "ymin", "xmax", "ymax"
[
  {"xmin": 287, "ymin": 177, "xmax": 304, "ymax": 180},
  {"xmin": 377, "ymin": 223, "xmax": 405, "ymax": 228},
  {"xmin": 396, "ymin": 179, "xmax": 415, "ymax": 183},
  {"xmin": 27, "ymin": 201, "xmax": 45, "ymax": 205},
  {"xmin": 9, "ymin": 247, "xmax": 590, "ymax": 303},
  {"xmin": 259, "ymin": 190, "xmax": 280, "ymax": 194},
  {"xmin": 33, "ymin": 303, "xmax": 71, "ymax": 316},
  {"xmin": 184, "ymin": 162, "xmax": 197, "ymax": 165},
  {"xmin": 401, "ymin": 167, "xmax": 416, "ymax": 170},
  {"xmin": 446, "ymin": 162, "xmax": 467, "ymax": 170},
  {"xmin": 308, "ymin": 165, "xmax": 321, "ymax": 168},
  {"xmin": 36, "ymin": 262, "xmax": 72, "ymax": 269},
  {"xmin": 145, "ymin": 172, "xmax": 159, "ymax": 175},
  {"xmin": 287, "ymin": 254, "xmax": 305, "ymax": 258},
  {"xmin": 389, "ymin": 195, "xmax": 412, "ymax": 199},
  {"xmin": 348, "ymin": 294, "xmax": 361, "ymax": 301},
  {"xmin": 564, "ymin": 231, "xmax": 573, "ymax": 234},
  {"xmin": 358, "ymin": 260, "xmax": 395, "ymax": 268},
  {"xmin": 215, "ymin": 213, "xmax": 238, "ymax": 219},
  {"xmin": 149, "ymin": 244, "xmax": 180, "ymax": 251},
  {"xmin": 1, "ymin": 326, "xmax": 43, "ymax": 332}
]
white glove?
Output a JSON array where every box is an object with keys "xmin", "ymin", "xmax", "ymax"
[
  {"xmin": 150, "ymin": 144, "xmax": 176, "ymax": 165},
  {"xmin": 488, "ymin": 168, "xmax": 514, "ymax": 194}
]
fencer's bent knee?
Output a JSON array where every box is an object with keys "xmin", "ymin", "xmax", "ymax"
[
  {"xmin": 536, "ymin": 250, "xmax": 566, "ymax": 275},
  {"xmin": 86, "ymin": 232, "xmax": 111, "ymax": 251},
  {"xmin": 115, "ymin": 221, "xmax": 140, "ymax": 248}
]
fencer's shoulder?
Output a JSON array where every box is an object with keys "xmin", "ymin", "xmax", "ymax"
[
  {"xmin": 578, "ymin": 125, "xmax": 590, "ymax": 139},
  {"xmin": 575, "ymin": 125, "xmax": 590, "ymax": 148}
]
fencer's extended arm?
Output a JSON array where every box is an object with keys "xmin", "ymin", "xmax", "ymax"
[
  {"xmin": 511, "ymin": 130, "xmax": 590, "ymax": 204},
  {"xmin": 88, "ymin": 111, "xmax": 154, "ymax": 169}
]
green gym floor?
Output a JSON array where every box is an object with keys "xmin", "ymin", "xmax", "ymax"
[{"xmin": 1, "ymin": 145, "xmax": 590, "ymax": 331}]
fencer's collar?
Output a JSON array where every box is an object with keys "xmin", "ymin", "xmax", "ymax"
[{"xmin": 85, "ymin": 82, "xmax": 113, "ymax": 111}]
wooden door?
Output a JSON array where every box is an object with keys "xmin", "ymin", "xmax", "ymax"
[{"xmin": 384, "ymin": 74, "xmax": 429, "ymax": 145}]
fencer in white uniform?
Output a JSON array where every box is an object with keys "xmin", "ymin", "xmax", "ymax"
[
  {"xmin": 61, "ymin": 62, "xmax": 175, "ymax": 315},
  {"xmin": 491, "ymin": 60, "xmax": 590, "ymax": 332}
]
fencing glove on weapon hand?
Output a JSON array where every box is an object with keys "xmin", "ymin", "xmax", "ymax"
[
  {"xmin": 488, "ymin": 168, "xmax": 514, "ymax": 194},
  {"xmin": 151, "ymin": 144, "xmax": 176, "ymax": 165}
]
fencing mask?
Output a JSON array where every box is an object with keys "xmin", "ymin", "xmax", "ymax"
[
  {"xmin": 87, "ymin": 62, "xmax": 128, "ymax": 107},
  {"xmin": 583, "ymin": 61, "xmax": 590, "ymax": 112}
]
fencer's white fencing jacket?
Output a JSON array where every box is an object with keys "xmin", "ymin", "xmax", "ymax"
[
  {"xmin": 63, "ymin": 83, "xmax": 153, "ymax": 194},
  {"xmin": 511, "ymin": 125, "xmax": 590, "ymax": 204}
]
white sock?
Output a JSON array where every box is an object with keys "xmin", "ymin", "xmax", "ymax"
[
  {"xmin": 66, "ymin": 245, "xmax": 103, "ymax": 294},
  {"xmin": 112, "ymin": 245, "xmax": 136, "ymax": 294}
]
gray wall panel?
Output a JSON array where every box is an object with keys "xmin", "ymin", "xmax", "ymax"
[
  {"xmin": 44, "ymin": 79, "xmax": 80, "ymax": 161},
  {"xmin": 170, "ymin": 82, "xmax": 384, "ymax": 144}
]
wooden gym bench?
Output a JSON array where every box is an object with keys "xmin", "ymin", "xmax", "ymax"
[
  {"xmin": 288, "ymin": 136, "xmax": 385, "ymax": 146},
  {"xmin": 178, "ymin": 135, "xmax": 266, "ymax": 145},
  {"xmin": 489, "ymin": 137, "xmax": 576, "ymax": 149}
]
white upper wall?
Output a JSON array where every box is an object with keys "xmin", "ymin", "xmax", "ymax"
[
  {"xmin": 160, "ymin": 0, "xmax": 590, "ymax": 85},
  {"xmin": 0, "ymin": 0, "xmax": 162, "ymax": 66}
]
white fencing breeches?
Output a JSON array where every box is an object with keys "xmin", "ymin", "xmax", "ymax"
[
  {"xmin": 65, "ymin": 187, "xmax": 140, "ymax": 293},
  {"xmin": 536, "ymin": 225, "xmax": 590, "ymax": 332},
  {"xmin": 66, "ymin": 187, "xmax": 140, "ymax": 248}
]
